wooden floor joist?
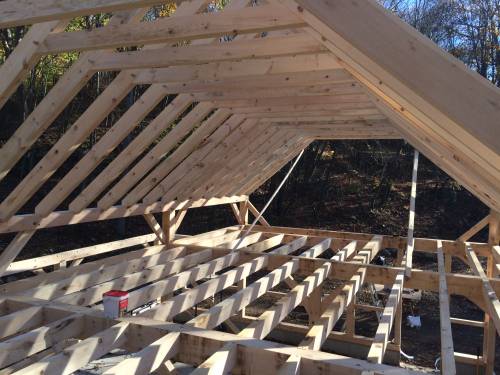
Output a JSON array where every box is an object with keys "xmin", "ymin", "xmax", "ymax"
[
  {"xmin": 436, "ymin": 241, "xmax": 457, "ymax": 374},
  {"xmin": 0, "ymin": 226, "xmax": 499, "ymax": 374}
]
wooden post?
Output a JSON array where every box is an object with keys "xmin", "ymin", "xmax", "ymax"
[
  {"xmin": 445, "ymin": 254, "xmax": 452, "ymax": 273},
  {"xmin": 162, "ymin": 210, "xmax": 177, "ymax": 245},
  {"xmin": 345, "ymin": 300, "xmax": 355, "ymax": 336},
  {"xmin": 307, "ymin": 286, "xmax": 322, "ymax": 325},
  {"xmin": 230, "ymin": 203, "xmax": 243, "ymax": 225},
  {"xmin": 405, "ymin": 150, "xmax": 419, "ymax": 278},
  {"xmin": 484, "ymin": 211, "xmax": 499, "ymax": 375},
  {"xmin": 239, "ymin": 200, "xmax": 249, "ymax": 225},
  {"xmin": 394, "ymin": 247, "xmax": 404, "ymax": 357},
  {"xmin": 143, "ymin": 214, "xmax": 166, "ymax": 245}
]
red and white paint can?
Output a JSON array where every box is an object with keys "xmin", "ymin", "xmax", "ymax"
[{"xmin": 103, "ymin": 290, "xmax": 129, "ymax": 318}]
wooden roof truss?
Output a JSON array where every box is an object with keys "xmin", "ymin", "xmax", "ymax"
[{"xmin": 0, "ymin": 0, "xmax": 499, "ymax": 374}]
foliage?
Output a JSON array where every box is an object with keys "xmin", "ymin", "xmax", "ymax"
[{"xmin": 380, "ymin": 0, "xmax": 500, "ymax": 85}]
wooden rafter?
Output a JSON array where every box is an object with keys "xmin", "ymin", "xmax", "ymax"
[
  {"xmin": 39, "ymin": 5, "xmax": 306, "ymax": 54},
  {"xmin": 0, "ymin": 0, "xmax": 167, "ymax": 28}
]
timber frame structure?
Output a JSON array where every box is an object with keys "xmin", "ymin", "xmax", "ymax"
[{"xmin": 0, "ymin": 1, "xmax": 499, "ymax": 374}]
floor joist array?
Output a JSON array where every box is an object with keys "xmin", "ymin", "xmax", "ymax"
[{"xmin": 0, "ymin": 222, "xmax": 498, "ymax": 374}]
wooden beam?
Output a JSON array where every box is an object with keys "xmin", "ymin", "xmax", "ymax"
[
  {"xmin": 247, "ymin": 201, "xmax": 271, "ymax": 226},
  {"xmin": 0, "ymin": 299, "xmax": 426, "ymax": 374},
  {"xmin": 140, "ymin": 69, "xmax": 354, "ymax": 97},
  {"xmin": 209, "ymin": 92, "xmax": 368, "ymax": 107},
  {"xmin": 288, "ymin": 0, "xmax": 500, "ymax": 153},
  {"xmin": 133, "ymin": 54, "xmax": 342, "ymax": 85},
  {"xmin": 35, "ymin": 84, "xmax": 169, "ymax": 217},
  {"xmin": 243, "ymin": 111, "xmax": 385, "ymax": 121},
  {"xmin": 171, "ymin": 227, "xmax": 240, "ymax": 246},
  {"xmin": 123, "ymin": 318, "xmax": 422, "ymax": 375},
  {"xmin": 372, "ymin": 93, "xmax": 500, "ymax": 212},
  {"xmin": 202, "ymin": 128, "xmax": 299, "ymax": 198},
  {"xmin": 169, "ymin": 120, "xmax": 264, "ymax": 201},
  {"xmin": 366, "ymin": 149, "xmax": 418, "ymax": 363},
  {"xmin": 296, "ymin": 236, "xmax": 383, "ymax": 351},
  {"xmin": 164, "ymin": 210, "xmax": 186, "ymax": 244},
  {"xmin": 65, "ymin": 0, "xmax": 254, "ymax": 214},
  {"xmin": 0, "ymin": 313, "xmax": 84, "ymax": 368},
  {"xmin": 125, "ymin": 251, "xmax": 240, "ymax": 311},
  {"xmin": 493, "ymin": 245, "xmax": 500, "ymax": 266},
  {"xmin": 484, "ymin": 211, "xmax": 500, "ymax": 374},
  {"xmin": 0, "ymin": 196, "xmax": 248, "ymax": 234},
  {"xmin": 230, "ymin": 102, "xmax": 377, "ymax": 114},
  {"xmin": 238, "ymin": 138, "xmax": 311, "ymax": 196},
  {"xmin": 53, "ymin": 251, "xmax": 206, "ymax": 307},
  {"xmin": 187, "ymin": 239, "xmax": 334, "ymax": 374},
  {"xmin": 0, "ymin": 230, "xmax": 36, "ymax": 277},
  {"xmin": 13, "ymin": 322, "xmax": 129, "ymax": 375},
  {"xmin": 277, "ymin": 356, "xmax": 301, "ymax": 375},
  {"xmin": 5, "ymin": 233, "xmax": 156, "ymax": 276},
  {"xmin": 102, "ymin": 332, "xmax": 181, "ymax": 375},
  {"xmin": 464, "ymin": 244, "xmax": 500, "ymax": 336},
  {"xmin": 0, "ymin": 0, "xmax": 225, "ymax": 218},
  {"xmin": 0, "ymin": 10, "xmax": 147, "ymax": 184},
  {"xmin": 191, "ymin": 342, "xmax": 237, "ymax": 375},
  {"xmin": 115, "ymin": 103, "xmax": 216, "ymax": 206},
  {"xmin": 238, "ymin": 246, "xmax": 335, "ymax": 340},
  {"xmin": 93, "ymin": 34, "xmax": 325, "ymax": 71},
  {"xmin": 0, "ymin": 58, "xmax": 95, "ymax": 183},
  {"xmin": 68, "ymin": 95, "xmax": 193, "ymax": 213},
  {"xmin": 268, "ymin": 122, "xmax": 401, "ymax": 140},
  {"xmin": 239, "ymin": 200, "xmax": 249, "ymax": 225},
  {"xmin": 142, "ymin": 236, "xmax": 308, "ymax": 321},
  {"xmin": 0, "ymin": 306, "xmax": 44, "ymax": 339},
  {"xmin": 366, "ymin": 271, "xmax": 404, "ymax": 364},
  {"xmin": 458, "ymin": 215, "xmax": 490, "ymax": 242},
  {"xmin": 0, "ymin": 72, "xmax": 137, "ymax": 221},
  {"xmin": 0, "ymin": 0, "xmax": 166, "ymax": 28},
  {"xmin": 23, "ymin": 246, "xmax": 189, "ymax": 302},
  {"xmin": 0, "ymin": 20, "xmax": 68, "ymax": 110},
  {"xmin": 218, "ymin": 97, "xmax": 373, "ymax": 110},
  {"xmin": 280, "ymin": 0, "xmax": 500, "ymax": 214},
  {"xmin": 436, "ymin": 240, "xmax": 457, "ymax": 374},
  {"xmin": 40, "ymin": 5, "xmax": 306, "ymax": 53},
  {"xmin": 131, "ymin": 108, "xmax": 232, "ymax": 206},
  {"xmin": 220, "ymin": 249, "xmax": 500, "ymax": 309},
  {"xmin": 99, "ymin": 104, "xmax": 218, "ymax": 210},
  {"xmin": 208, "ymin": 129, "xmax": 295, "ymax": 197},
  {"xmin": 1, "ymin": 244, "xmax": 168, "ymax": 296},
  {"xmin": 450, "ymin": 317, "xmax": 485, "ymax": 328},
  {"xmin": 246, "ymin": 224, "xmax": 491, "ymax": 257},
  {"xmin": 405, "ymin": 150, "xmax": 419, "ymax": 278},
  {"xmin": 230, "ymin": 203, "xmax": 244, "ymax": 225},
  {"xmin": 189, "ymin": 237, "xmax": 325, "ymax": 330},
  {"xmin": 143, "ymin": 214, "xmax": 168, "ymax": 244}
]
